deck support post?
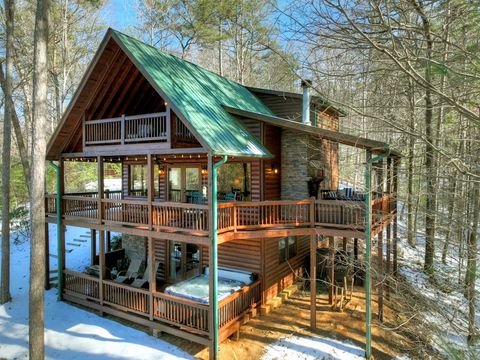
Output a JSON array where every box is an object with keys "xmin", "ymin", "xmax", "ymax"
[
  {"xmin": 147, "ymin": 154, "xmax": 155, "ymax": 321},
  {"xmin": 353, "ymin": 238, "xmax": 358, "ymax": 262},
  {"xmin": 328, "ymin": 236, "xmax": 335, "ymax": 305},
  {"xmin": 91, "ymin": 229, "xmax": 96, "ymax": 265},
  {"xmin": 44, "ymin": 223, "xmax": 50, "ymax": 290},
  {"xmin": 310, "ymin": 234, "xmax": 317, "ymax": 328},
  {"xmin": 365, "ymin": 147, "xmax": 389, "ymax": 359},
  {"xmin": 377, "ymin": 230, "xmax": 384, "ymax": 322},
  {"xmin": 208, "ymin": 154, "xmax": 228, "ymax": 360},
  {"xmin": 310, "ymin": 197, "xmax": 316, "ymax": 329},
  {"xmin": 98, "ymin": 156, "xmax": 105, "ymax": 310},
  {"xmin": 48, "ymin": 160, "xmax": 64, "ymax": 300}
]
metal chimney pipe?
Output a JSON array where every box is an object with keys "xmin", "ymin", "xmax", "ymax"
[{"xmin": 301, "ymin": 79, "xmax": 312, "ymax": 126}]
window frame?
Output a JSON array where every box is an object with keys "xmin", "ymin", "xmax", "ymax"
[{"xmin": 278, "ymin": 236, "xmax": 297, "ymax": 264}]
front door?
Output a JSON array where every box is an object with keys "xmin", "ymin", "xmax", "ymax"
[
  {"xmin": 167, "ymin": 165, "xmax": 201, "ymax": 202},
  {"xmin": 167, "ymin": 241, "xmax": 201, "ymax": 283}
]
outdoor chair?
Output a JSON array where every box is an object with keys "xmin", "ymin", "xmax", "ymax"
[
  {"xmin": 224, "ymin": 192, "xmax": 237, "ymax": 202},
  {"xmin": 131, "ymin": 260, "xmax": 161, "ymax": 288},
  {"xmin": 190, "ymin": 190, "xmax": 204, "ymax": 204},
  {"xmin": 114, "ymin": 259, "xmax": 144, "ymax": 284}
]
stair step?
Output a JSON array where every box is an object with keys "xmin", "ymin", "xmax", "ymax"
[
  {"xmin": 79, "ymin": 234, "xmax": 91, "ymax": 239},
  {"xmin": 73, "ymin": 239, "xmax": 87, "ymax": 243},
  {"xmin": 66, "ymin": 243, "xmax": 81, "ymax": 247},
  {"xmin": 49, "ymin": 254, "xmax": 58, "ymax": 258},
  {"xmin": 49, "ymin": 276, "xmax": 58, "ymax": 281},
  {"xmin": 49, "ymin": 269, "xmax": 58, "ymax": 274},
  {"xmin": 66, "ymin": 249, "xmax": 73, "ymax": 253}
]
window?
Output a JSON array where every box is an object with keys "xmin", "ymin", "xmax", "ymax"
[
  {"xmin": 217, "ymin": 163, "xmax": 251, "ymax": 201},
  {"xmin": 129, "ymin": 164, "xmax": 147, "ymax": 196},
  {"xmin": 279, "ymin": 236, "xmax": 297, "ymax": 264}
]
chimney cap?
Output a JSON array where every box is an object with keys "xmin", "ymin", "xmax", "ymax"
[{"xmin": 301, "ymin": 79, "xmax": 312, "ymax": 88}]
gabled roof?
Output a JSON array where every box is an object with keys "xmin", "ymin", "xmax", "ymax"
[{"xmin": 47, "ymin": 28, "xmax": 273, "ymax": 159}]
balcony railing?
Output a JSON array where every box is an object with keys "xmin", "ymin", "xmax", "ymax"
[
  {"xmin": 46, "ymin": 192, "xmax": 395, "ymax": 234},
  {"xmin": 83, "ymin": 112, "xmax": 169, "ymax": 146}
]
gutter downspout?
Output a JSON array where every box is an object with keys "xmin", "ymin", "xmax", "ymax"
[
  {"xmin": 365, "ymin": 147, "xmax": 389, "ymax": 359},
  {"xmin": 48, "ymin": 161, "xmax": 62, "ymax": 301},
  {"xmin": 211, "ymin": 155, "xmax": 228, "ymax": 359}
]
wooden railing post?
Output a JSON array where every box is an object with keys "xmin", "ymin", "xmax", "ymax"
[
  {"xmin": 233, "ymin": 202, "xmax": 237, "ymax": 232},
  {"xmin": 121, "ymin": 114, "xmax": 125, "ymax": 145},
  {"xmin": 98, "ymin": 156, "xmax": 104, "ymax": 224},
  {"xmin": 166, "ymin": 106, "xmax": 171, "ymax": 145}
]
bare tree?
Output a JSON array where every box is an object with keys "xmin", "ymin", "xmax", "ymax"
[
  {"xmin": 29, "ymin": 0, "xmax": 50, "ymax": 358},
  {"xmin": 1, "ymin": 0, "xmax": 14, "ymax": 305}
]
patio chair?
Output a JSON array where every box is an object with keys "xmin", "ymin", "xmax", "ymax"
[
  {"xmin": 131, "ymin": 260, "xmax": 161, "ymax": 288},
  {"xmin": 190, "ymin": 191, "xmax": 204, "ymax": 204},
  {"xmin": 114, "ymin": 259, "xmax": 144, "ymax": 284},
  {"xmin": 224, "ymin": 192, "xmax": 237, "ymax": 202}
]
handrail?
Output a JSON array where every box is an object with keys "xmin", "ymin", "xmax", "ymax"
[
  {"xmin": 46, "ymin": 194, "xmax": 394, "ymax": 233},
  {"xmin": 84, "ymin": 112, "xmax": 168, "ymax": 146}
]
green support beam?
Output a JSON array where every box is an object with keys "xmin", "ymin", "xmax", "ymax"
[
  {"xmin": 364, "ymin": 148, "xmax": 389, "ymax": 359},
  {"xmin": 48, "ymin": 161, "xmax": 62, "ymax": 301},
  {"xmin": 210, "ymin": 155, "xmax": 228, "ymax": 359}
]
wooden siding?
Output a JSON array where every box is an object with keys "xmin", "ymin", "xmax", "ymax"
[
  {"xmin": 254, "ymin": 92, "xmax": 302, "ymax": 121},
  {"xmin": 153, "ymin": 238, "xmax": 167, "ymax": 281},
  {"xmin": 262, "ymin": 235, "xmax": 309, "ymax": 302},
  {"xmin": 202, "ymin": 239, "xmax": 262, "ymax": 274}
]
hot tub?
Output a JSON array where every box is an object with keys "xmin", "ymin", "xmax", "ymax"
[{"xmin": 164, "ymin": 267, "xmax": 254, "ymax": 304}]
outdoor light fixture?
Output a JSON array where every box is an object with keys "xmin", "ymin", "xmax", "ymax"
[
  {"xmin": 158, "ymin": 165, "xmax": 166, "ymax": 176},
  {"xmin": 271, "ymin": 164, "xmax": 278, "ymax": 174},
  {"xmin": 201, "ymin": 165, "xmax": 208, "ymax": 175}
]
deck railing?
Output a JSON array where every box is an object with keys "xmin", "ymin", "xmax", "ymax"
[
  {"xmin": 62, "ymin": 270, "xmax": 259, "ymax": 338},
  {"xmin": 64, "ymin": 269, "xmax": 100, "ymax": 300},
  {"xmin": 152, "ymin": 202, "xmax": 209, "ymax": 234},
  {"xmin": 153, "ymin": 292, "xmax": 209, "ymax": 335},
  {"xmin": 218, "ymin": 279, "xmax": 261, "ymax": 327},
  {"xmin": 47, "ymin": 195, "xmax": 394, "ymax": 233},
  {"xmin": 103, "ymin": 280, "xmax": 150, "ymax": 316},
  {"xmin": 84, "ymin": 112, "xmax": 168, "ymax": 146}
]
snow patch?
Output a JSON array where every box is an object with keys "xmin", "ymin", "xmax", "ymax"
[{"xmin": 261, "ymin": 335, "xmax": 364, "ymax": 360}]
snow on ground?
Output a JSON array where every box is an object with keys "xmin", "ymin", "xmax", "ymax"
[
  {"xmin": 0, "ymin": 227, "xmax": 194, "ymax": 360},
  {"xmin": 396, "ymin": 211, "xmax": 480, "ymax": 356},
  {"xmin": 261, "ymin": 335, "xmax": 364, "ymax": 360}
]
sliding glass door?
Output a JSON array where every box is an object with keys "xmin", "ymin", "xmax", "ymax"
[{"xmin": 167, "ymin": 165, "xmax": 201, "ymax": 202}]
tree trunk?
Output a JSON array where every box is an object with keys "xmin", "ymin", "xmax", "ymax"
[
  {"xmin": 466, "ymin": 174, "xmax": 479, "ymax": 344},
  {"xmin": 441, "ymin": 172, "xmax": 457, "ymax": 263},
  {"xmin": 1, "ymin": 0, "xmax": 14, "ymax": 305},
  {"xmin": 420, "ymin": 11, "xmax": 436, "ymax": 273},
  {"xmin": 407, "ymin": 79, "xmax": 416, "ymax": 247},
  {"xmin": 29, "ymin": 0, "xmax": 50, "ymax": 359},
  {"xmin": 0, "ymin": 51, "xmax": 31, "ymax": 198}
]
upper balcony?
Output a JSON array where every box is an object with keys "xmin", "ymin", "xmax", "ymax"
[
  {"xmin": 82, "ymin": 111, "xmax": 199, "ymax": 154},
  {"xmin": 45, "ymin": 192, "xmax": 395, "ymax": 242}
]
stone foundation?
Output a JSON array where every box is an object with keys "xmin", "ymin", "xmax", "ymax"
[{"xmin": 122, "ymin": 234, "xmax": 147, "ymax": 264}]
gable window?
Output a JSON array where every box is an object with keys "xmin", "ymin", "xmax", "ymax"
[
  {"xmin": 129, "ymin": 164, "xmax": 147, "ymax": 196},
  {"xmin": 279, "ymin": 236, "xmax": 297, "ymax": 264}
]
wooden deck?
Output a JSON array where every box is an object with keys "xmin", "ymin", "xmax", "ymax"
[
  {"xmin": 45, "ymin": 193, "xmax": 395, "ymax": 241},
  {"xmin": 63, "ymin": 269, "xmax": 261, "ymax": 344}
]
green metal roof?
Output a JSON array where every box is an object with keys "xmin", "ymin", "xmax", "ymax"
[{"xmin": 111, "ymin": 29, "xmax": 273, "ymax": 158}]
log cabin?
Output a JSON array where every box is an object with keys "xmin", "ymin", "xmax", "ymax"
[{"xmin": 44, "ymin": 29, "xmax": 401, "ymax": 359}]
